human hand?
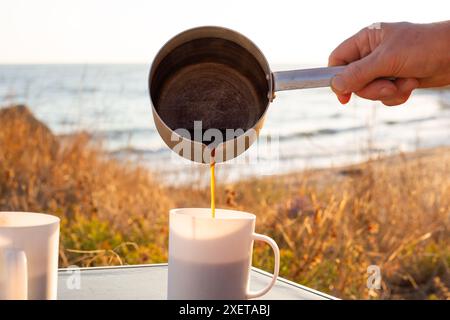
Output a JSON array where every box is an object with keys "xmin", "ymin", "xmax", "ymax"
[{"xmin": 328, "ymin": 21, "xmax": 450, "ymax": 106}]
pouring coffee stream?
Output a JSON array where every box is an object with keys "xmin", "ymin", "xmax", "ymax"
[{"xmin": 210, "ymin": 149, "xmax": 216, "ymax": 218}]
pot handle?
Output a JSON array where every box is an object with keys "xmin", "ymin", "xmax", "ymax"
[
  {"xmin": 272, "ymin": 66, "xmax": 346, "ymax": 91},
  {"xmin": 272, "ymin": 66, "xmax": 396, "ymax": 92}
]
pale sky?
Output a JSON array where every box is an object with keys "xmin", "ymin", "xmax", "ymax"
[{"xmin": 1, "ymin": 0, "xmax": 448, "ymax": 64}]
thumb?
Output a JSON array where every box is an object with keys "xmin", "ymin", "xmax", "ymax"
[{"xmin": 331, "ymin": 52, "xmax": 387, "ymax": 94}]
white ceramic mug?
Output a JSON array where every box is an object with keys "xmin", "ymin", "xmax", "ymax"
[
  {"xmin": 0, "ymin": 212, "xmax": 60, "ymax": 300},
  {"xmin": 168, "ymin": 208, "xmax": 280, "ymax": 299}
]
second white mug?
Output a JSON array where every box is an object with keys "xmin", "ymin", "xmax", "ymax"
[{"xmin": 0, "ymin": 212, "xmax": 60, "ymax": 300}]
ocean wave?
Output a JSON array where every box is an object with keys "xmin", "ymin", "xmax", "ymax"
[
  {"xmin": 277, "ymin": 125, "xmax": 366, "ymax": 141},
  {"xmin": 108, "ymin": 146, "xmax": 169, "ymax": 156},
  {"xmin": 384, "ymin": 116, "xmax": 436, "ymax": 126},
  {"xmin": 91, "ymin": 127, "xmax": 157, "ymax": 139}
]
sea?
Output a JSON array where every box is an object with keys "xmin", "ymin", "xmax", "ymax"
[{"xmin": 1, "ymin": 64, "xmax": 449, "ymax": 183}]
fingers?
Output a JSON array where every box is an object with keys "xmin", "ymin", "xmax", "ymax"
[
  {"xmin": 353, "ymin": 78, "xmax": 419, "ymax": 106},
  {"xmin": 329, "ymin": 24, "xmax": 420, "ymax": 106},
  {"xmin": 331, "ymin": 51, "xmax": 388, "ymax": 95},
  {"xmin": 355, "ymin": 79, "xmax": 398, "ymax": 100},
  {"xmin": 329, "ymin": 25, "xmax": 387, "ymax": 104},
  {"xmin": 379, "ymin": 78, "xmax": 419, "ymax": 106}
]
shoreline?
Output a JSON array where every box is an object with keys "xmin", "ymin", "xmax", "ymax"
[
  {"xmin": 262, "ymin": 145, "xmax": 450, "ymax": 184},
  {"xmin": 146, "ymin": 145, "xmax": 450, "ymax": 188}
]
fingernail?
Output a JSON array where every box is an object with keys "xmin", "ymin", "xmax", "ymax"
[
  {"xmin": 379, "ymin": 87, "xmax": 396, "ymax": 98},
  {"xmin": 338, "ymin": 93, "xmax": 351, "ymax": 105},
  {"xmin": 331, "ymin": 75, "xmax": 347, "ymax": 94}
]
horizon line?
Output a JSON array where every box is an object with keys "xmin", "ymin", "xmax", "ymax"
[{"xmin": 0, "ymin": 61, "xmax": 325, "ymax": 69}]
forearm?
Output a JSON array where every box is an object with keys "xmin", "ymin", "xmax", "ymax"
[{"xmin": 426, "ymin": 21, "xmax": 450, "ymax": 88}]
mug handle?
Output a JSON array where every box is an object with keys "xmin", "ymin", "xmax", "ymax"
[
  {"xmin": 246, "ymin": 233, "xmax": 280, "ymax": 299},
  {"xmin": 0, "ymin": 249, "xmax": 28, "ymax": 300}
]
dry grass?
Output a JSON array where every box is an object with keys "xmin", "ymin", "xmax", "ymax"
[
  {"xmin": 0, "ymin": 105, "xmax": 449, "ymax": 299},
  {"xmin": 0, "ymin": 105, "xmax": 171, "ymax": 266}
]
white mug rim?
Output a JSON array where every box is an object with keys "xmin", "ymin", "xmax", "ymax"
[
  {"xmin": 170, "ymin": 208, "xmax": 255, "ymax": 220},
  {"xmin": 0, "ymin": 211, "xmax": 60, "ymax": 229}
]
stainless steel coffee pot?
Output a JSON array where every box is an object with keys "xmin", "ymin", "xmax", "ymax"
[{"xmin": 149, "ymin": 26, "xmax": 345, "ymax": 164}]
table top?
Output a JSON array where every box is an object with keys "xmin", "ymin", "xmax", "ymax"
[{"xmin": 57, "ymin": 264, "xmax": 337, "ymax": 300}]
